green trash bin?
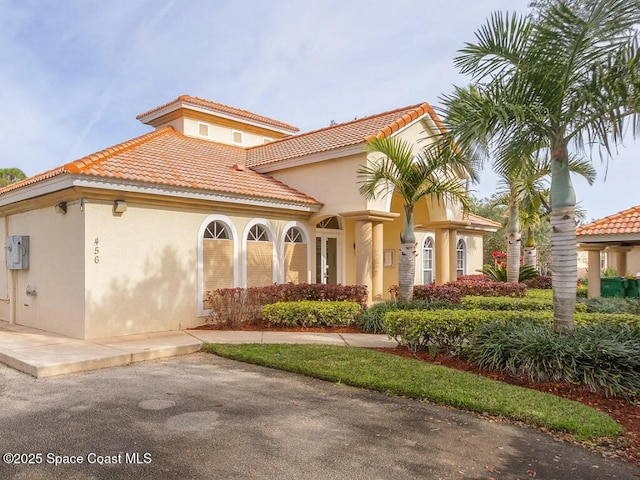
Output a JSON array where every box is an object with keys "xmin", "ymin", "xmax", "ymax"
[
  {"xmin": 626, "ymin": 278, "xmax": 640, "ymax": 298},
  {"xmin": 601, "ymin": 277, "xmax": 628, "ymax": 297}
]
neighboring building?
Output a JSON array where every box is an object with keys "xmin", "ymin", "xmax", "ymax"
[
  {"xmin": 577, "ymin": 205, "xmax": 640, "ymax": 297},
  {"xmin": 0, "ymin": 95, "xmax": 498, "ymax": 339}
]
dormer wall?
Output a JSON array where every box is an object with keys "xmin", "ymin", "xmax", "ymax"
[{"xmin": 139, "ymin": 100, "xmax": 296, "ymax": 148}]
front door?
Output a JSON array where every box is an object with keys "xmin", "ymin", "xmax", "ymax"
[{"xmin": 315, "ymin": 234, "xmax": 339, "ymax": 284}]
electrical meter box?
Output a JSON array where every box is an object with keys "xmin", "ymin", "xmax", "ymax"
[{"xmin": 6, "ymin": 235, "xmax": 29, "ymax": 270}]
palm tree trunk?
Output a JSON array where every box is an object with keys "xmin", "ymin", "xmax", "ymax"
[
  {"xmin": 398, "ymin": 205, "xmax": 416, "ymax": 303},
  {"xmin": 550, "ymin": 142, "xmax": 577, "ymax": 333},
  {"xmin": 506, "ymin": 197, "xmax": 521, "ymax": 283},
  {"xmin": 524, "ymin": 228, "xmax": 537, "ymax": 269},
  {"xmin": 398, "ymin": 242, "xmax": 416, "ymax": 303}
]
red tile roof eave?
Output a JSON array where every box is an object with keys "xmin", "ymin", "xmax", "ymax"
[
  {"xmin": 76, "ymin": 175, "xmax": 323, "ymax": 208},
  {"xmin": 0, "ymin": 166, "xmax": 68, "ymax": 196}
]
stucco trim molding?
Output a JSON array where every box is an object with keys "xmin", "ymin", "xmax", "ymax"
[{"xmin": 338, "ymin": 210, "xmax": 400, "ymax": 222}]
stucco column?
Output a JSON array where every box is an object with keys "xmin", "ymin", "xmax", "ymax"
[
  {"xmin": 581, "ymin": 244, "xmax": 605, "ymax": 298},
  {"xmin": 371, "ymin": 222, "xmax": 384, "ymax": 301},
  {"xmin": 449, "ymin": 229, "xmax": 458, "ymax": 282},
  {"xmin": 435, "ymin": 228, "xmax": 450, "ymax": 285},
  {"xmin": 355, "ymin": 220, "xmax": 373, "ymax": 303},
  {"xmin": 609, "ymin": 246, "xmax": 632, "ymax": 277}
]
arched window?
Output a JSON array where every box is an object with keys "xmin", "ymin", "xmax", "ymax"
[
  {"xmin": 247, "ymin": 224, "xmax": 269, "ymax": 242},
  {"xmin": 200, "ymin": 217, "xmax": 236, "ymax": 312},
  {"xmin": 283, "ymin": 226, "xmax": 308, "ymax": 283},
  {"xmin": 316, "ymin": 216, "xmax": 341, "ymax": 229},
  {"xmin": 244, "ymin": 221, "xmax": 275, "ymax": 287},
  {"xmin": 456, "ymin": 239, "xmax": 467, "ymax": 277},
  {"xmin": 203, "ymin": 221, "xmax": 229, "ymax": 239},
  {"xmin": 285, "ymin": 227, "xmax": 304, "ymax": 243},
  {"xmin": 422, "ymin": 236, "xmax": 434, "ymax": 284}
]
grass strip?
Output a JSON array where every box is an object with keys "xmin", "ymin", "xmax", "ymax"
[{"xmin": 203, "ymin": 343, "xmax": 622, "ymax": 441}]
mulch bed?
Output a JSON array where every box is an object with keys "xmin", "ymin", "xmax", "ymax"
[
  {"xmin": 195, "ymin": 322, "xmax": 639, "ymax": 466},
  {"xmin": 376, "ymin": 346, "xmax": 640, "ymax": 467}
]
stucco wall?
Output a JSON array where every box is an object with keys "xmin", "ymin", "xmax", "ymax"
[
  {"xmin": 272, "ymin": 154, "xmax": 369, "ymax": 216},
  {"xmin": 1, "ymin": 204, "xmax": 86, "ymax": 338},
  {"xmin": 182, "ymin": 118, "xmax": 272, "ymax": 147},
  {"xmin": 83, "ymin": 202, "xmax": 313, "ymax": 338}
]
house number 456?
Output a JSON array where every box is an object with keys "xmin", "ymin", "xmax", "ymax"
[{"xmin": 94, "ymin": 237, "xmax": 99, "ymax": 264}]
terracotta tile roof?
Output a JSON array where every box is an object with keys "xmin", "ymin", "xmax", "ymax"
[
  {"xmin": 247, "ymin": 103, "xmax": 437, "ymax": 167},
  {"xmin": 577, "ymin": 206, "xmax": 640, "ymax": 236},
  {"xmin": 1, "ymin": 127, "xmax": 321, "ymax": 206},
  {"xmin": 136, "ymin": 95, "xmax": 300, "ymax": 133}
]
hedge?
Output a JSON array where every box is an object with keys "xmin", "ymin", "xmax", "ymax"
[
  {"xmin": 388, "ymin": 280, "xmax": 527, "ymax": 304},
  {"xmin": 262, "ymin": 301, "xmax": 361, "ymax": 327},
  {"xmin": 461, "ymin": 296, "xmax": 588, "ymax": 313}
]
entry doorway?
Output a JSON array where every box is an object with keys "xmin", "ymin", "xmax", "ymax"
[{"xmin": 316, "ymin": 234, "xmax": 340, "ymax": 284}]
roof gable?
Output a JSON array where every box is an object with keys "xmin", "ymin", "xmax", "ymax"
[{"xmin": 246, "ymin": 102, "xmax": 439, "ymax": 168}]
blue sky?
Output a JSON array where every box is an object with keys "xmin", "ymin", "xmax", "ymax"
[{"xmin": 1, "ymin": 0, "xmax": 637, "ymax": 221}]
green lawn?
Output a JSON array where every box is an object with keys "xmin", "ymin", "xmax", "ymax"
[{"xmin": 203, "ymin": 343, "xmax": 622, "ymax": 441}]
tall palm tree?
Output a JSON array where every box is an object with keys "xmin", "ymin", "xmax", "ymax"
[
  {"xmin": 490, "ymin": 155, "xmax": 596, "ymax": 281},
  {"xmin": 441, "ymin": 0, "xmax": 639, "ymax": 332},
  {"xmin": 358, "ymin": 136, "xmax": 473, "ymax": 303}
]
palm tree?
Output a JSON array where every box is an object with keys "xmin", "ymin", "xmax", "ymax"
[
  {"xmin": 358, "ymin": 136, "xmax": 473, "ymax": 303},
  {"xmin": 490, "ymin": 155, "xmax": 596, "ymax": 282},
  {"xmin": 441, "ymin": 0, "xmax": 639, "ymax": 332}
]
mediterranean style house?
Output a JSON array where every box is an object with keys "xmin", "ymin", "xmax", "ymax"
[
  {"xmin": 0, "ymin": 95, "xmax": 499, "ymax": 339},
  {"xmin": 578, "ymin": 205, "xmax": 640, "ymax": 297}
]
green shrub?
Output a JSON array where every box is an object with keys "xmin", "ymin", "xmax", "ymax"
[
  {"xmin": 358, "ymin": 300, "xmax": 458, "ymax": 333},
  {"xmin": 525, "ymin": 289, "xmax": 553, "ymax": 299},
  {"xmin": 262, "ymin": 301, "xmax": 361, "ymax": 327},
  {"xmin": 468, "ymin": 320, "xmax": 640, "ymax": 398},
  {"xmin": 462, "ymin": 296, "xmax": 588, "ymax": 313},
  {"xmin": 582, "ymin": 297, "xmax": 640, "ymax": 315},
  {"xmin": 384, "ymin": 310, "xmax": 493, "ymax": 354}
]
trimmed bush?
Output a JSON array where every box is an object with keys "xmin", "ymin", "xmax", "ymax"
[
  {"xmin": 358, "ymin": 300, "xmax": 459, "ymax": 333},
  {"xmin": 206, "ymin": 283, "xmax": 367, "ymax": 326},
  {"xmin": 468, "ymin": 320, "xmax": 640, "ymax": 398},
  {"xmin": 384, "ymin": 310, "xmax": 487, "ymax": 354},
  {"xmin": 262, "ymin": 301, "xmax": 361, "ymax": 327},
  {"xmin": 461, "ymin": 296, "xmax": 588, "ymax": 313}
]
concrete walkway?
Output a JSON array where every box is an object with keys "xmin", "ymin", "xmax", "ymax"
[{"xmin": 0, "ymin": 321, "xmax": 397, "ymax": 378}]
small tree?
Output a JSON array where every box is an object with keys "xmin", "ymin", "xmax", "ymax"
[
  {"xmin": 358, "ymin": 136, "xmax": 473, "ymax": 303},
  {"xmin": 0, "ymin": 168, "xmax": 26, "ymax": 187}
]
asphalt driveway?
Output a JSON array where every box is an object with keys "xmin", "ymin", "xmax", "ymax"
[{"xmin": 0, "ymin": 353, "xmax": 636, "ymax": 479}]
